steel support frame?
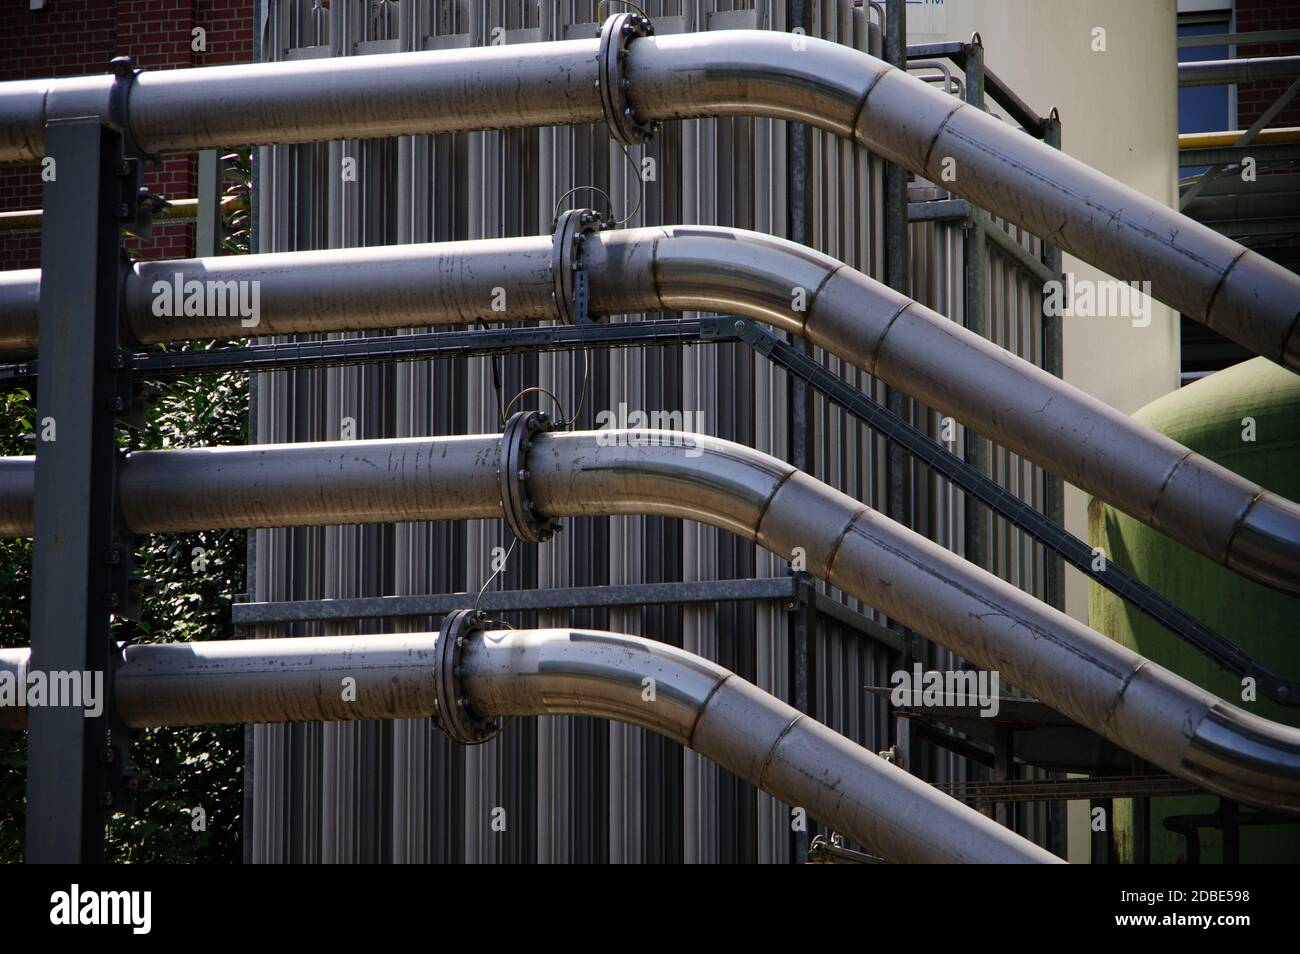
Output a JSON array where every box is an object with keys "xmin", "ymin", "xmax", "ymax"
[
  {"xmin": 5, "ymin": 310, "xmax": 1289, "ymax": 701},
  {"xmin": 232, "ymin": 573, "xmax": 904, "ymax": 655},
  {"xmin": 25, "ymin": 118, "xmax": 134, "ymax": 863},
  {"xmin": 786, "ymin": 0, "xmax": 815, "ymax": 867}
]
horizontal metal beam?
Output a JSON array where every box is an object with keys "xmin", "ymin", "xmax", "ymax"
[
  {"xmin": 1178, "ymin": 29, "xmax": 1300, "ymax": 48},
  {"xmin": 0, "ymin": 319, "xmax": 714, "ymax": 383},
  {"xmin": 233, "ymin": 575, "xmax": 907, "ymax": 653},
  {"xmin": 1179, "ymin": 142, "xmax": 1300, "ymax": 166},
  {"xmin": 1179, "ymin": 55, "xmax": 1300, "ymax": 86},
  {"xmin": 937, "ymin": 775, "xmax": 1203, "ymax": 805},
  {"xmin": 907, "ymin": 198, "xmax": 969, "ymax": 222},
  {"xmin": 234, "ymin": 576, "xmax": 795, "ymax": 624}
]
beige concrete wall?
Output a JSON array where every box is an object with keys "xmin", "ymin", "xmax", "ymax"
[{"xmin": 906, "ymin": 0, "xmax": 1182, "ymax": 864}]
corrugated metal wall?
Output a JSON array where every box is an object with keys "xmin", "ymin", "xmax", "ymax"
[{"xmin": 246, "ymin": 0, "xmax": 1053, "ymax": 862}]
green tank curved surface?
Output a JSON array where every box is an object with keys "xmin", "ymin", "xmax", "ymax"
[{"xmin": 1089, "ymin": 357, "xmax": 1300, "ymax": 864}]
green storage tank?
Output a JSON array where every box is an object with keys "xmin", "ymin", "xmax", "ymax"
[{"xmin": 1089, "ymin": 357, "xmax": 1300, "ymax": 864}]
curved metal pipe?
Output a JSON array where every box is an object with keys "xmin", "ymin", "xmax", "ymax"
[
  {"xmin": 4, "ymin": 226, "xmax": 1292, "ymax": 593},
  {"xmin": 0, "ymin": 429, "xmax": 1295, "ymax": 812},
  {"xmin": 0, "ymin": 631, "xmax": 1058, "ymax": 864},
  {"xmin": 1, "ymin": 26, "xmax": 1294, "ymax": 365}
]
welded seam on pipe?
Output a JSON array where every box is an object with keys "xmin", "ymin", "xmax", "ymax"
[
  {"xmin": 1202, "ymin": 248, "xmax": 1251, "ymax": 333},
  {"xmin": 861, "ymin": 299, "xmax": 916, "ymax": 377},
  {"xmin": 1147, "ymin": 449, "xmax": 1195, "ymax": 519},
  {"xmin": 756, "ymin": 711, "xmax": 805, "ymax": 793},
  {"xmin": 917, "ymin": 100, "xmax": 964, "ymax": 173},
  {"xmin": 1224, "ymin": 490, "xmax": 1271, "ymax": 559}
]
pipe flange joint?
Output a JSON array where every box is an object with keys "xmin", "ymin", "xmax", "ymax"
[
  {"xmin": 498, "ymin": 410, "xmax": 560, "ymax": 544},
  {"xmin": 551, "ymin": 207, "xmax": 609, "ymax": 325},
  {"xmin": 435, "ymin": 608, "xmax": 507, "ymax": 746},
  {"xmin": 597, "ymin": 13, "xmax": 658, "ymax": 146}
]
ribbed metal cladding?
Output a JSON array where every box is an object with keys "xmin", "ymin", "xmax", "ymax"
[{"xmin": 248, "ymin": 0, "xmax": 1050, "ymax": 862}]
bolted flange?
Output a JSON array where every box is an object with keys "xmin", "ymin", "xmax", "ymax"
[
  {"xmin": 551, "ymin": 207, "xmax": 609, "ymax": 325},
  {"xmin": 434, "ymin": 608, "xmax": 508, "ymax": 745},
  {"xmin": 596, "ymin": 13, "xmax": 659, "ymax": 146},
  {"xmin": 498, "ymin": 410, "xmax": 560, "ymax": 545}
]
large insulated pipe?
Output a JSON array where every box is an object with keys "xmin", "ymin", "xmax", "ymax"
[
  {"xmin": 3, "ymin": 227, "xmax": 1293, "ymax": 595},
  {"xmin": 0, "ymin": 22, "xmax": 1295, "ymax": 366},
  {"xmin": 0, "ymin": 630, "xmax": 1058, "ymax": 864},
  {"xmin": 0, "ymin": 430, "xmax": 1296, "ymax": 813}
]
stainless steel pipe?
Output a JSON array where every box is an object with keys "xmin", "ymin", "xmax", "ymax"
[
  {"xmin": 0, "ymin": 629, "xmax": 1059, "ymax": 864},
  {"xmin": 1, "ymin": 25, "xmax": 1295, "ymax": 365},
  {"xmin": 4, "ymin": 226, "xmax": 1293, "ymax": 594},
  {"xmin": 0, "ymin": 429, "xmax": 1296, "ymax": 812},
  {"xmin": 1178, "ymin": 55, "xmax": 1300, "ymax": 87}
]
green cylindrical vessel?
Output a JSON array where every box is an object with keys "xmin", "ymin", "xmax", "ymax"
[{"xmin": 1089, "ymin": 357, "xmax": 1300, "ymax": 864}]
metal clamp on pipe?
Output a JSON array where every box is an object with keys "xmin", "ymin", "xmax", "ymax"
[
  {"xmin": 551, "ymin": 207, "xmax": 608, "ymax": 325},
  {"xmin": 107, "ymin": 56, "xmax": 149, "ymax": 161},
  {"xmin": 597, "ymin": 13, "xmax": 659, "ymax": 146},
  {"xmin": 434, "ymin": 609, "xmax": 508, "ymax": 745},
  {"xmin": 498, "ymin": 409, "xmax": 560, "ymax": 544}
]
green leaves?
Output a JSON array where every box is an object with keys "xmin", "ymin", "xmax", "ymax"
[{"xmin": 0, "ymin": 148, "xmax": 254, "ymax": 863}]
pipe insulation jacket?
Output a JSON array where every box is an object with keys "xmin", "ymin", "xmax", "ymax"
[
  {"xmin": 0, "ymin": 430, "xmax": 1296, "ymax": 812},
  {"xmin": 0, "ymin": 630, "xmax": 1060, "ymax": 864},
  {"xmin": 0, "ymin": 28, "xmax": 1295, "ymax": 365},
  {"xmin": 2, "ymin": 226, "xmax": 1293, "ymax": 594}
]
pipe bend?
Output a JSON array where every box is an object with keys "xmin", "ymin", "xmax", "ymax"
[
  {"xmin": 461, "ymin": 627, "xmax": 730, "ymax": 746},
  {"xmin": 1226, "ymin": 492, "xmax": 1300, "ymax": 593},
  {"xmin": 460, "ymin": 627, "xmax": 1058, "ymax": 863},
  {"xmin": 1183, "ymin": 703, "xmax": 1300, "ymax": 813},
  {"xmin": 525, "ymin": 429, "xmax": 794, "ymax": 541},
  {"xmin": 645, "ymin": 225, "xmax": 843, "ymax": 335},
  {"xmin": 627, "ymin": 31, "xmax": 889, "ymax": 136}
]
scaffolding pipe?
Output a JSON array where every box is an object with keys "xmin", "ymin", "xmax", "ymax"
[
  {"xmin": 3, "ymin": 226, "xmax": 1294, "ymax": 595},
  {"xmin": 0, "ymin": 23, "xmax": 1294, "ymax": 366},
  {"xmin": 0, "ymin": 629, "xmax": 1059, "ymax": 864},
  {"xmin": 0, "ymin": 429, "xmax": 1296, "ymax": 813}
]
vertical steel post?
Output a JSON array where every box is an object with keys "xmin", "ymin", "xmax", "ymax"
[
  {"xmin": 786, "ymin": 0, "xmax": 814, "ymax": 866},
  {"xmin": 26, "ymin": 118, "xmax": 130, "ymax": 863},
  {"xmin": 992, "ymin": 725, "xmax": 1013, "ymax": 830},
  {"xmin": 883, "ymin": 0, "xmax": 910, "ymax": 540},
  {"xmin": 961, "ymin": 40, "xmax": 989, "ymax": 576},
  {"xmin": 1039, "ymin": 109, "xmax": 1065, "ymax": 612},
  {"xmin": 196, "ymin": 148, "xmax": 223, "ymax": 258},
  {"xmin": 884, "ymin": 0, "xmax": 922, "ymax": 744}
]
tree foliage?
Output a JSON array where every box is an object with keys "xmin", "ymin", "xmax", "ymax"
[{"xmin": 0, "ymin": 151, "xmax": 252, "ymax": 863}]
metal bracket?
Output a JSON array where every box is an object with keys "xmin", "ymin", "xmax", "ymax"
[
  {"xmin": 106, "ymin": 55, "xmax": 154, "ymax": 163},
  {"xmin": 597, "ymin": 13, "xmax": 659, "ymax": 146},
  {"xmin": 551, "ymin": 207, "xmax": 608, "ymax": 325},
  {"xmin": 498, "ymin": 409, "xmax": 560, "ymax": 544},
  {"xmin": 434, "ymin": 608, "xmax": 508, "ymax": 745}
]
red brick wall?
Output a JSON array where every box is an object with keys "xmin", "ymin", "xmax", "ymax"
[
  {"xmin": 1235, "ymin": 0, "xmax": 1300, "ymax": 128},
  {"xmin": 0, "ymin": 0, "xmax": 254, "ymax": 269}
]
